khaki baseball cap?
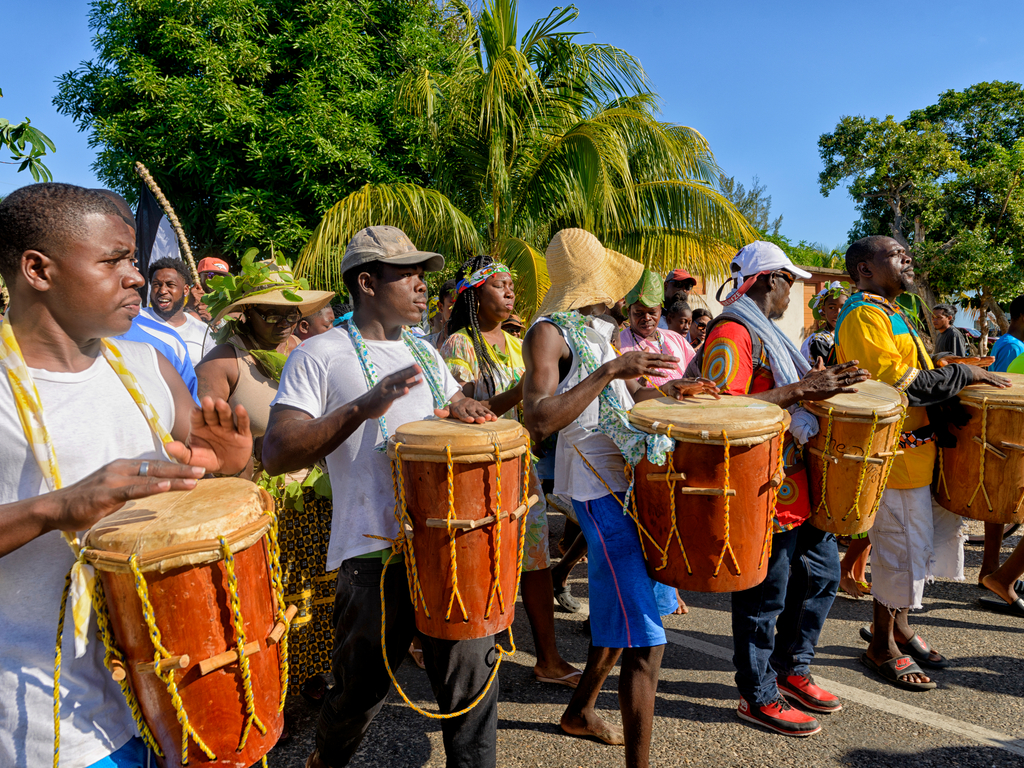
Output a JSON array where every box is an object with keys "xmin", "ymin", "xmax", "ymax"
[{"xmin": 340, "ymin": 226, "xmax": 445, "ymax": 275}]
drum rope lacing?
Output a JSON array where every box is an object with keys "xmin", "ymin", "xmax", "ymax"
[
  {"xmin": 967, "ymin": 398, "xmax": 995, "ymax": 512},
  {"xmin": 371, "ymin": 443, "xmax": 529, "ymax": 719}
]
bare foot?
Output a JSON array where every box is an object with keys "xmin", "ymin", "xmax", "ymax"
[
  {"xmin": 306, "ymin": 750, "xmax": 330, "ymax": 768},
  {"xmin": 670, "ymin": 590, "xmax": 688, "ymax": 615},
  {"xmin": 981, "ymin": 573, "xmax": 1019, "ymax": 603},
  {"xmin": 560, "ymin": 711, "xmax": 625, "ymax": 745},
  {"xmin": 839, "ymin": 573, "xmax": 867, "ymax": 598}
]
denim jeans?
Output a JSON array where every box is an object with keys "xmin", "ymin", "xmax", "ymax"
[
  {"xmin": 731, "ymin": 522, "xmax": 840, "ymax": 706},
  {"xmin": 316, "ymin": 556, "xmax": 498, "ymax": 768}
]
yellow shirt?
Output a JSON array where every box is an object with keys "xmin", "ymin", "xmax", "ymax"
[{"xmin": 835, "ymin": 302, "xmax": 934, "ymax": 489}]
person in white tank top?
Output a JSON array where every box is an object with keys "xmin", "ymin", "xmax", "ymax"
[{"xmin": 0, "ymin": 183, "xmax": 253, "ymax": 768}]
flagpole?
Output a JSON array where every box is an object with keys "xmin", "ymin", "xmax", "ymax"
[{"xmin": 133, "ymin": 161, "xmax": 200, "ymax": 285}]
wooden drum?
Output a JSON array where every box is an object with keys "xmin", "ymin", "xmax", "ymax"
[
  {"xmin": 804, "ymin": 380, "xmax": 907, "ymax": 535},
  {"xmin": 84, "ymin": 479, "xmax": 288, "ymax": 767},
  {"xmin": 628, "ymin": 395, "xmax": 789, "ymax": 593},
  {"xmin": 388, "ymin": 418, "xmax": 536, "ymax": 641},
  {"xmin": 933, "ymin": 373, "xmax": 1024, "ymax": 523}
]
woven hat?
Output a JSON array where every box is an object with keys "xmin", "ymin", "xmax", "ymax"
[
  {"xmin": 204, "ymin": 254, "xmax": 334, "ymax": 323},
  {"xmin": 536, "ymin": 229, "xmax": 643, "ymax": 316}
]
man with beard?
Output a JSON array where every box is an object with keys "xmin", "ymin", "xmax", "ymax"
[
  {"xmin": 835, "ymin": 236, "xmax": 1009, "ymax": 690},
  {"xmin": 142, "ymin": 256, "xmax": 215, "ymax": 365},
  {"xmin": 698, "ymin": 241, "xmax": 869, "ymax": 736}
]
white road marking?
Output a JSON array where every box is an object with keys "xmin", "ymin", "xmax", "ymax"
[{"xmin": 662, "ymin": 627, "xmax": 1024, "ymax": 757}]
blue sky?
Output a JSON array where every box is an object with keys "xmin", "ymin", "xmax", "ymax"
[{"xmin": 3, "ymin": 0, "xmax": 1024, "ymax": 249}]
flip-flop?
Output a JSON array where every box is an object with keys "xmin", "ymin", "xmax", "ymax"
[
  {"xmin": 535, "ymin": 670, "xmax": 583, "ymax": 689},
  {"xmin": 860, "ymin": 653, "xmax": 937, "ymax": 691},
  {"xmin": 554, "ymin": 585, "xmax": 581, "ymax": 613},
  {"xmin": 858, "ymin": 627, "xmax": 949, "ymax": 668},
  {"xmin": 979, "ymin": 595, "xmax": 1024, "ymax": 617}
]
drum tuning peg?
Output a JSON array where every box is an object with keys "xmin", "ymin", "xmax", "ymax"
[{"xmin": 268, "ymin": 604, "xmax": 299, "ymax": 645}]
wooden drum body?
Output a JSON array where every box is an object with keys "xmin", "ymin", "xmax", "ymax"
[
  {"xmin": 388, "ymin": 419, "xmax": 534, "ymax": 641},
  {"xmin": 933, "ymin": 374, "xmax": 1024, "ymax": 523},
  {"xmin": 628, "ymin": 396, "xmax": 788, "ymax": 593},
  {"xmin": 804, "ymin": 381, "xmax": 907, "ymax": 535},
  {"xmin": 84, "ymin": 479, "xmax": 288, "ymax": 767}
]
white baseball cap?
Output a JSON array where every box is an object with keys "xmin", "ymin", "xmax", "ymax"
[{"xmin": 719, "ymin": 241, "xmax": 811, "ymax": 305}]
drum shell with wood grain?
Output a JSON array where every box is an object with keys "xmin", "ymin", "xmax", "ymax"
[
  {"xmin": 389, "ymin": 419, "xmax": 529, "ymax": 641},
  {"xmin": 629, "ymin": 396, "xmax": 788, "ymax": 593},
  {"xmin": 84, "ymin": 479, "xmax": 284, "ymax": 768},
  {"xmin": 933, "ymin": 373, "xmax": 1024, "ymax": 523},
  {"xmin": 803, "ymin": 381, "xmax": 907, "ymax": 535}
]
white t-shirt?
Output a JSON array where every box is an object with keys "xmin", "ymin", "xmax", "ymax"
[
  {"xmin": 141, "ymin": 306, "xmax": 214, "ymax": 366},
  {"xmin": 272, "ymin": 327, "xmax": 461, "ymax": 569},
  {"xmin": 0, "ymin": 340, "xmax": 174, "ymax": 768},
  {"xmin": 536, "ymin": 316, "xmax": 633, "ymax": 502}
]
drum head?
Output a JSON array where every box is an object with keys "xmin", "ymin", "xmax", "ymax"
[
  {"xmin": 802, "ymin": 379, "xmax": 906, "ymax": 420},
  {"xmin": 388, "ymin": 417, "xmax": 528, "ymax": 461},
  {"xmin": 959, "ymin": 371, "xmax": 1024, "ymax": 406},
  {"xmin": 84, "ymin": 478, "xmax": 272, "ymax": 572},
  {"xmin": 628, "ymin": 395, "xmax": 787, "ymax": 445}
]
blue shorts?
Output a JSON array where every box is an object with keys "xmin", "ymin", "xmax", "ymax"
[
  {"xmin": 572, "ymin": 494, "xmax": 674, "ymax": 648},
  {"xmin": 87, "ymin": 737, "xmax": 149, "ymax": 768}
]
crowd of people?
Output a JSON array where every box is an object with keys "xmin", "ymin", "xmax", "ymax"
[{"xmin": 1, "ymin": 182, "xmax": 1023, "ymax": 768}]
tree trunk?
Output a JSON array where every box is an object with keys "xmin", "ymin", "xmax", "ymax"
[
  {"xmin": 979, "ymin": 288, "xmax": 991, "ymax": 355},
  {"xmin": 984, "ymin": 294, "xmax": 1010, "ymax": 335}
]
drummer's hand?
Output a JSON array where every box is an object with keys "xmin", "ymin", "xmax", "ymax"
[
  {"xmin": 166, "ymin": 397, "xmax": 253, "ymax": 475},
  {"xmin": 45, "ymin": 460, "xmax": 204, "ymax": 534},
  {"xmin": 799, "ymin": 360, "xmax": 871, "ymax": 401},
  {"xmin": 605, "ymin": 351, "xmax": 679, "ymax": 381},
  {"xmin": 359, "ymin": 365, "xmax": 423, "ymax": 421},
  {"xmin": 663, "ymin": 377, "xmax": 721, "ymax": 400},
  {"xmin": 437, "ymin": 392, "xmax": 497, "ymax": 424},
  {"xmin": 967, "ymin": 366, "xmax": 1012, "ymax": 387}
]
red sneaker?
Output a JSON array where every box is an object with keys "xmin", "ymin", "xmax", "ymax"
[
  {"xmin": 737, "ymin": 696, "xmax": 821, "ymax": 737},
  {"xmin": 777, "ymin": 674, "xmax": 843, "ymax": 713}
]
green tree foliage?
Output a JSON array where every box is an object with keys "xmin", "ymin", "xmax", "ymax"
[
  {"xmin": 297, "ymin": 0, "xmax": 755, "ymax": 318},
  {"xmin": 818, "ymin": 82, "xmax": 1024, "ymax": 347},
  {"xmin": 719, "ymin": 174, "xmax": 783, "ymax": 236},
  {"xmin": 54, "ymin": 0, "xmax": 464, "ymax": 255},
  {"xmin": 1, "ymin": 87, "xmax": 56, "ymax": 182}
]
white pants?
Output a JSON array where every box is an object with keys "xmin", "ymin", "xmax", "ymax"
[{"xmin": 868, "ymin": 486, "xmax": 965, "ymax": 610}]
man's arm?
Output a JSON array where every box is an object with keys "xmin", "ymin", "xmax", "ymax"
[
  {"xmin": 262, "ymin": 365, "xmax": 425, "ymax": 475},
  {"xmin": 521, "ymin": 321, "xmax": 677, "ymax": 442}
]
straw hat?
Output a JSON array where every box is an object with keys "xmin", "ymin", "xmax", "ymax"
[
  {"xmin": 536, "ymin": 229, "xmax": 644, "ymax": 316},
  {"xmin": 207, "ymin": 260, "xmax": 335, "ymax": 323}
]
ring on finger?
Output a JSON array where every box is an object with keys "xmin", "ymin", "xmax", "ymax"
[{"xmin": 139, "ymin": 461, "xmax": 150, "ymax": 477}]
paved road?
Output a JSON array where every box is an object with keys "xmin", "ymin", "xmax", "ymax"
[{"xmin": 268, "ymin": 516, "xmax": 1024, "ymax": 768}]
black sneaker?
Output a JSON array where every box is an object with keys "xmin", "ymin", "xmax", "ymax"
[{"xmin": 737, "ymin": 695, "xmax": 822, "ymax": 737}]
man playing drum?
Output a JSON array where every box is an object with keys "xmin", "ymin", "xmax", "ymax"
[
  {"xmin": 261, "ymin": 226, "xmax": 499, "ymax": 768},
  {"xmin": 522, "ymin": 228, "xmax": 717, "ymax": 768},
  {"xmin": 835, "ymin": 236, "xmax": 1010, "ymax": 690},
  {"xmin": 0, "ymin": 183, "xmax": 252, "ymax": 768},
  {"xmin": 697, "ymin": 241, "xmax": 869, "ymax": 736}
]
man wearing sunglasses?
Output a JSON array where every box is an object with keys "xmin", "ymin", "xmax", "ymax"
[{"xmin": 696, "ymin": 241, "xmax": 870, "ymax": 738}]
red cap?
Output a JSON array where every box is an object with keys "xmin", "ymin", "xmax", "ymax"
[
  {"xmin": 667, "ymin": 268, "xmax": 696, "ymax": 285},
  {"xmin": 197, "ymin": 257, "xmax": 230, "ymax": 274}
]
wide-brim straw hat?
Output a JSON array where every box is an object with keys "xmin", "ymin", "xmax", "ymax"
[
  {"xmin": 536, "ymin": 228, "xmax": 644, "ymax": 317},
  {"xmin": 214, "ymin": 262, "xmax": 335, "ymax": 323}
]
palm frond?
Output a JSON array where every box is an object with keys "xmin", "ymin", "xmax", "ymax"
[
  {"xmin": 496, "ymin": 235, "xmax": 549, "ymax": 321},
  {"xmin": 294, "ymin": 183, "xmax": 481, "ymax": 291}
]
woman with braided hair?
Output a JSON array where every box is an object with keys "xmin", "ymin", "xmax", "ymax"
[{"xmin": 440, "ymin": 255, "xmax": 582, "ymax": 688}]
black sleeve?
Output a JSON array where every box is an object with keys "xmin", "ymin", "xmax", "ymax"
[
  {"xmin": 951, "ymin": 330, "xmax": 969, "ymax": 357},
  {"xmin": 807, "ymin": 336, "xmax": 832, "ymax": 364},
  {"xmin": 904, "ymin": 363, "xmax": 973, "ymax": 408}
]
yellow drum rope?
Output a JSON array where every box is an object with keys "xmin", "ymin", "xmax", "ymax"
[
  {"xmin": 484, "ymin": 444, "xmax": 506, "ymax": 619},
  {"xmin": 712, "ymin": 431, "xmax": 741, "ymax": 577},
  {"xmin": 217, "ymin": 539, "xmax": 267, "ymax": 751},
  {"xmin": 389, "ymin": 451, "xmax": 429, "ymax": 615},
  {"xmin": 871, "ymin": 407, "xmax": 907, "ymax": 516},
  {"xmin": 52, "ymin": 567, "xmax": 73, "ymax": 768},
  {"xmin": 967, "ymin": 399, "xmax": 994, "ymax": 511},
  {"xmin": 262, "ymin": 511, "xmax": 290, "ymax": 711},
  {"xmin": 759, "ymin": 424, "xmax": 786, "ymax": 569},
  {"xmin": 128, "ymin": 554, "xmax": 216, "ymax": 764},
  {"xmin": 444, "ymin": 445, "xmax": 469, "ymax": 623},
  {"xmin": 842, "ymin": 411, "xmax": 879, "ymax": 523},
  {"xmin": 813, "ymin": 408, "xmax": 836, "ymax": 521}
]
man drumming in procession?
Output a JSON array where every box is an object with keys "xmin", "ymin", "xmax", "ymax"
[
  {"xmin": 0, "ymin": 183, "xmax": 252, "ymax": 768},
  {"xmin": 834, "ymin": 236, "xmax": 1010, "ymax": 690},
  {"xmin": 522, "ymin": 228, "xmax": 718, "ymax": 768},
  {"xmin": 261, "ymin": 226, "xmax": 500, "ymax": 768},
  {"xmin": 697, "ymin": 241, "xmax": 870, "ymax": 736}
]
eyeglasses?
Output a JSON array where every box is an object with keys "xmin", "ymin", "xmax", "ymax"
[
  {"xmin": 249, "ymin": 306, "xmax": 301, "ymax": 325},
  {"xmin": 201, "ymin": 270, "xmax": 226, "ymax": 279},
  {"xmin": 695, "ymin": 321, "xmax": 710, "ymax": 329}
]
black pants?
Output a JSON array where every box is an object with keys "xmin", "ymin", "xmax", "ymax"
[{"xmin": 315, "ymin": 556, "xmax": 498, "ymax": 768}]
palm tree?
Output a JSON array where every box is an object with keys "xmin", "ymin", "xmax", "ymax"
[{"xmin": 295, "ymin": 0, "xmax": 755, "ymax": 318}]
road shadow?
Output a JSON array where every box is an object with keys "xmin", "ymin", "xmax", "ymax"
[{"xmin": 840, "ymin": 745, "xmax": 1024, "ymax": 768}]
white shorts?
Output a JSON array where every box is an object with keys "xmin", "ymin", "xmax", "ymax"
[{"xmin": 868, "ymin": 485, "xmax": 965, "ymax": 610}]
